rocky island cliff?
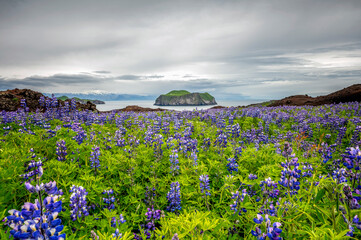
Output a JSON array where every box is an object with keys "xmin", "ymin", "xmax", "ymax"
[{"xmin": 154, "ymin": 90, "xmax": 217, "ymax": 106}]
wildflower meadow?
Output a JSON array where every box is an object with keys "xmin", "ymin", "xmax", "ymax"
[{"xmin": 1, "ymin": 98, "xmax": 361, "ymax": 239}]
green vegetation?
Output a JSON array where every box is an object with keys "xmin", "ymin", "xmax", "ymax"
[
  {"xmin": 199, "ymin": 92, "xmax": 215, "ymax": 101},
  {"xmin": 57, "ymin": 96, "xmax": 92, "ymax": 102},
  {"xmin": 164, "ymin": 90, "xmax": 191, "ymax": 96},
  {"xmin": 1, "ymin": 102, "xmax": 361, "ymax": 239},
  {"xmin": 57, "ymin": 95, "xmax": 69, "ymax": 101}
]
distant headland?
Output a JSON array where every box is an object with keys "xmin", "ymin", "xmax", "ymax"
[
  {"xmin": 57, "ymin": 95, "xmax": 105, "ymax": 105},
  {"xmin": 154, "ymin": 90, "xmax": 217, "ymax": 106}
]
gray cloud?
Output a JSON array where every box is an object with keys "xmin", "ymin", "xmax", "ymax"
[
  {"xmin": 146, "ymin": 75, "xmax": 164, "ymax": 79},
  {"xmin": 117, "ymin": 75, "xmax": 142, "ymax": 80},
  {"xmin": 0, "ymin": 73, "xmax": 107, "ymax": 90},
  {"xmin": 0, "ymin": 0, "xmax": 360, "ymax": 99},
  {"xmin": 93, "ymin": 70, "xmax": 111, "ymax": 74}
]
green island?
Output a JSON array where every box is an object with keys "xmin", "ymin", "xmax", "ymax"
[{"xmin": 154, "ymin": 90, "xmax": 217, "ymax": 106}]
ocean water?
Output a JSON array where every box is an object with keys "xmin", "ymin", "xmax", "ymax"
[{"xmin": 96, "ymin": 100, "xmax": 263, "ymax": 111}]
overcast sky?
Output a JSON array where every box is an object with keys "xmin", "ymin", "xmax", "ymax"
[{"xmin": 0, "ymin": 0, "xmax": 360, "ymax": 99}]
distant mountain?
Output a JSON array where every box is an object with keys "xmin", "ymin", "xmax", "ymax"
[
  {"xmin": 45, "ymin": 93, "xmax": 156, "ymax": 101},
  {"xmin": 154, "ymin": 90, "xmax": 217, "ymax": 106},
  {"xmin": 57, "ymin": 96, "xmax": 105, "ymax": 105}
]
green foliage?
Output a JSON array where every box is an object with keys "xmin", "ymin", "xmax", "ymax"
[
  {"xmin": 164, "ymin": 90, "xmax": 191, "ymax": 96},
  {"xmin": 199, "ymin": 92, "xmax": 215, "ymax": 101},
  {"xmin": 57, "ymin": 95, "xmax": 70, "ymax": 101},
  {"xmin": 1, "ymin": 102, "xmax": 361, "ymax": 239},
  {"xmin": 156, "ymin": 210, "xmax": 226, "ymax": 239}
]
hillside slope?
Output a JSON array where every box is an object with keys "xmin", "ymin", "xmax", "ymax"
[{"xmin": 269, "ymin": 84, "xmax": 361, "ymax": 107}]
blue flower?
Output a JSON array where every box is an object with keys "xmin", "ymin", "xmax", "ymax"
[
  {"xmin": 167, "ymin": 182, "xmax": 181, "ymax": 212},
  {"xmin": 69, "ymin": 185, "xmax": 89, "ymax": 221},
  {"xmin": 199, "ymin": 175, "xmax": 211, "ymax": 196}
]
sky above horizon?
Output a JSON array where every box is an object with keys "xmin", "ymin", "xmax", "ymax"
[{"xmin": 0, "ymin": 0, "xmax": 361, "ymax": 100}]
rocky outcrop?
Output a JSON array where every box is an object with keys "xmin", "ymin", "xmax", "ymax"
[
  {"xmin": 154, "ymin": 92, "xmax": 217, "ymax": 106},
  {"xmin": 0, "ymin": 88, "xmax": 44, "ymax": 112},
  {"xmin": 0, "ymin": 88, "xmax": 98, "ymax": 112},
  {"xmin": 268, "ymin": 84, "xmax": 361, "ymax": 107},
  {"xmin": 89, "ymin": 99, "xmax": 105, "ymax": 104}
]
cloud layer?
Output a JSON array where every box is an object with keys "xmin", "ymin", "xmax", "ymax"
[{"xmin": 0, "ymin": 0, "xmax": 360, "ymax": 99}]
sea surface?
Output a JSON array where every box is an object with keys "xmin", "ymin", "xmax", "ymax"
[{"xmin": 96, "ymin": 100, "xmax": 264, "ymax": 111}]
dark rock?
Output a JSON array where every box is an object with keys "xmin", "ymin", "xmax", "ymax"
[
  {"xmin": 209, "ymin": 105, "xmax": 227, "ymax": 110},
  {"xmin": 103, "ymin": 105, "xmax": 167, "ymax": 113}
]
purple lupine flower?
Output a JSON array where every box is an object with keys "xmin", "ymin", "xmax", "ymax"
[
  {"xmin": 20, "ymin": 99, "xmax": 28, "ymax": 112},
  {"xmin": 342, "ymin": 184, "xmax": 361, "ymax": 210},
  {"xmin": 252, "ymin": 214, "xmax": 282, "ymax": 239},
  {"xmin": 353, "ymin": 215, "xmax": 361, "ymax": 230},
  {"xmin": 56, "ymin": 139, "xmax": 67, "ymax": 161},
  {"xmin": 171, "ymin": 233, "xmax": 180, "ymax": 240},
  {"xmin": 102, "ymin": 189, "xmax": 116, "ymax": 211},
  {"xmin": 279, "ymin": 156, "xmax": 301, "ymax": 196},
  {"xmin": 202, "ymin": 138, "xmax": 211, "ymax": 149},
  {"xmin": 260, "ymin": 178, "xmax": 280, "ymax": 199},
  {"xmin": 145, "ymin": 207, "xmax": 162, "ymax": 221},
  {"xmin": 143, "ymin": 206, "xmax": 164, "ymax": 238},
  {"xmin": 70, "ymin": 98, "xmax": 77, "ymax": 111},
  {"xmin": 91, "ymin": 230, "xmax": 100, "ymax": 240},
  {"xmin": 226, "ymin": 157, "xmax": 238, "ymax": 174},
  {"xmin": 111, "ymin": 214, "xmax": 126, "ymax": 228},
  {"xmin": 90, "ymin": 146, "xmax": 101, "ymax": 175},
  {"xmin": 50, "ymin": 94, "xmax": 58, "ymax": 108},
  {"xmin": 20, "ymin": 157, "xmax": 43, "ymax": 182},
  {"xmin": 232, "ymin": 123, "xmax": 240, "ymax": 139},
  {"xmin": 215, "ymin": 133, "xmax": 228, "ymax": 148},
  {"xmin": 253, "ymin": 214, "xmax": 264, "ymax": 224},
  {"xmin": 302, "ymin": 162, "xmax": 314, "ymax": 177},
  {"xmin": 144, "ymin": 186, "xmax": 156, "ymax": 207},
  {"xmin": 280, "ymin": 142, "xmax": 295, "ymax": 158},
  {"xmin": 319, "ymin": 142, "xmax": 334, "ymax": 163},
  {"xmin": 350, "ymin": 126, "xmax": 361, "ymax": 146},
  {"xmin": 230, "ymin": 189, "xmax": 248, "ymax": 215},
  {"xmin": 332, "ymin": 168, "xmax": 347, "ymax": 184},
  {"xmin": 152, "ymin": 134, "xmax": 164, "ymax": 158},
  {"xmin": 72, "ymin": 122, "xmax": 87, "ymax": 145},
  {"xmin": 199, "ymin": 175, "xmax": 211, "ymax": 196},
  {"xmin": 169, "ymin": 149, "xmax": 179, "ymax": 174},
  {"xmin": 251, "ymin": 227, "xmax": 263, "ymax": 238},
  {"xmin": 5, "ymin": 196, "xmax": 65, "ymax": 240},
  {"xmin": 112, "ymin": 228, "xmax": 123, "ymax": 239},
  {"xmin": 69, "ymin": 185, "xmax": 89, "ymax": 221},
  {"xmin": 190, "ymin": 151, "xmax": 198, "ymax": 166},
  {"xmin": 235, "ymin": 146, "xmax": 242, "ymax": 160},
  {"xmin": 249, "ymin": 174, "xmax": 258, "ymax": 180},
  {"xmin": 39, "ymin": 96, "xmax": 46, "ymax": 108},
  {"xmin": 167, "ymin": 182, "xmax": 181, "ymax": 212},
  {"xmin": 5, "ymin": 157, "xmax": 65, "ymax": 240},
  {"xmin": 337, "ymin": 126, "xmax": 347, "ymax": 146}
]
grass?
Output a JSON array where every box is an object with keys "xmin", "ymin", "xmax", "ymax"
[
  {"xmin": 199, "ymin": 92, "xmax": 215, "ymax": 101},
  {"xmin": 164, "ymin": 90, "xmax": 191, "ymax": 96}
]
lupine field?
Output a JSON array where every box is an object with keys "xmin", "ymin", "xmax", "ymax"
[{"xmin": 1, "ymin": 97, "xmax": 361, "ymax": 239}]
